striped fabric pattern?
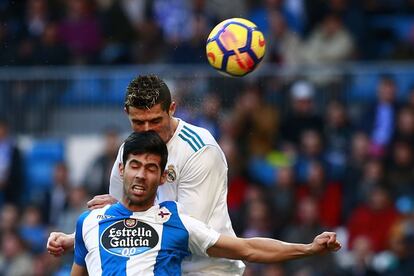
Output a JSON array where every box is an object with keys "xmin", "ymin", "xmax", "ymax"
[{"xmin": 178, "ymin": 125, "xmax": 205, "ymax": 152}]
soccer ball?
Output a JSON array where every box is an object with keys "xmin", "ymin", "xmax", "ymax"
[{"xmin": 206, "ymin": 18, "xmax": 266, "ymax": 77}]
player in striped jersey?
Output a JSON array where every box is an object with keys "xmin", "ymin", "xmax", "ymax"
[{"xmin": 71, "ymin": 131, "xmax": 341, "ymax": 276}]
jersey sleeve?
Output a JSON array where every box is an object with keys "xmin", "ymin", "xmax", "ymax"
[
  {"xmin": 180, "ymin": 213, "xmax": 220, "ymax": 257},
  {"xmin": 109, "ymin": 143, "xmax": 124, "ymax": 201},
  {"xmin": 74, "ymin": 211, "xmax": 91, "ymax": 266},
  {"xmin": 177, "ymin": 146, "xmax": 227, "ymax": 224}
]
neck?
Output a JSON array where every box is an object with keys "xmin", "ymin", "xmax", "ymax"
[
  {"xmin": 121, "ymin": 197, "xmax": 155, "ymax": 212},
  {"xmin": 167, "ymin": 117, "xmax": 179, "ymax": 142}
]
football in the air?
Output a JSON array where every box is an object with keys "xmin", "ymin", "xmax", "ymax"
[{"xmin": 206, "ymin": 18, "xmax": 266, "ymax": 77}]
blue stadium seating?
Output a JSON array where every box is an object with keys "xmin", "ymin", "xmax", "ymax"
[{"xmin": 25, "ymin": 139, "xmax": 65, "ymax": 193}]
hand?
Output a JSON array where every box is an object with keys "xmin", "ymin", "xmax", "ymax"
[
  {"xmin": 47, "ymin": 232, "xmax": 75, "ymax": 257},
  {"xmin": 87, "ymin": 194, "xmax": 117, "ymax": 210},
  {"xmin": 310, "ymin": 231, "xmax": 341, "ymax": 255}
]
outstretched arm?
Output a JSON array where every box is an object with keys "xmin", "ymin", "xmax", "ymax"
[{"xmin": 207, "ymin": 232, "xmax": 341, "ymax": 263}]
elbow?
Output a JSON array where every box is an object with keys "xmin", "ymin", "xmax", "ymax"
[
  {"xmin": 240, "ymin": 241, "xmax": 257, "ymax": 262},
  {"xmin": 244, "ymin": 252, "xmax": 257, "ymax": 262}
]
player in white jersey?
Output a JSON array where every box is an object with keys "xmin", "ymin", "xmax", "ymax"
[
  {"xmin": 71, "ymin": 131, "xmax": 341, "ymax": 276},
  {"xmin": 48, "ymin": 74, "xmax": 244, "ymax": 274}
]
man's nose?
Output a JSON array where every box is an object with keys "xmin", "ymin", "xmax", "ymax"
[{"xmin": 135, "ymin": 168, "xmax": 145, "ymax": 179}]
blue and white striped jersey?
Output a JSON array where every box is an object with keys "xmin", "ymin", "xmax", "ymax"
[
  {"xmin": 110, "ymin": 119, "xmax": 245, "ymax": 275},
  {"xmin": 74, "ymin": 201, "xmax": 220, "ymax": 276}
]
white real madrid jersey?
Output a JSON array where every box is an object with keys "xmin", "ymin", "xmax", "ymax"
[
  {"xmin": 109, "ymin": 119, "xmax": 245, "ymax": 275},
  {"xmin": 74, "ymin": 201, "xmax": 220, "ymax": 276}
]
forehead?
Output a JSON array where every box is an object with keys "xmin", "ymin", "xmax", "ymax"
[
  {"xmin": 127, "ymin": 152, "xmax": 161, "ymax": 166},
  {"xmin": 128, "ymin": 104, "xmax": 167, "ymax": 120}
]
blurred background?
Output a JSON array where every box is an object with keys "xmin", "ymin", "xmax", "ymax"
[{"xmin": 1, "ymin": 0, "xmax": 414, "ymax": 275}]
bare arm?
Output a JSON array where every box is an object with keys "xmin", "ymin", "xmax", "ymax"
[
  {"xmin": 70, "ymin": 263, "xmax": 88, "ymax": 276},
  {"xmin": 207, "ymin": 232, "xmax": 341, "ymax": 263}
]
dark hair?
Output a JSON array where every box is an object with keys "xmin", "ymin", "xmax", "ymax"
[
  {"xmin": 125, "ymin": 74, "xmax": 171, "ymax": 112},
  {"xmin": 122, "ymin": 131, "xmax": 168, "ymax": 172}
]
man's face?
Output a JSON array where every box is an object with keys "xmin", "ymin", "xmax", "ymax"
[
  {"xmin": 119, "ymin": 153, "xmax": 166, "ymax": 211},
  {"xmin": 125, "ymin": 103, "xmax": 175, "ymax": 143}
]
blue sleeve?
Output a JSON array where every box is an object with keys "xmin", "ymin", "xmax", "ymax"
[{"xmin": 74, "ymin": 210, "xmax": 91, "ymax": 266}]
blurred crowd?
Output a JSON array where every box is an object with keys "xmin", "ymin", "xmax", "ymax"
[
  {"xmin": 1, "ymin": 0, "xmax": 414, "ymax": 275},
  {"xmin": 1, "ymin": 0, "xmax": 414, "ymax": 66}
]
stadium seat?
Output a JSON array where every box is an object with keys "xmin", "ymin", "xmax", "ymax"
[
  {"xmin": 25, "ymin": 139, "xmax": 65, "ymax": 192},
  {"xmin": 59, "ymin": 78, "xmax": 112, "ymax": 106},
  {"xmin": 108, "ymin": 77, "xmax": 131, "ymax": 104},
  {"xmin": 346, "ymin": 73, "xmax": 379, "ymax": 102}
]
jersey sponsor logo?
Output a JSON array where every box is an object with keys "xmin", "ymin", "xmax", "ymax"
[
  {"xmin": 166, "ymin": 165, "xmax": 176, "ymax": 183},
  {"xmin": 100, "ymin": 219, "xmax": 159, "ymax": 257}
]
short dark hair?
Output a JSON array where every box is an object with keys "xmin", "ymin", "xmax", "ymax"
[
  {"xmin": 122, "ymin": 131, "xmax": 168, "ymax": 172},
  {"xmin": 125, "ymin": 74, "xmax": 171, "ymax": 112}
]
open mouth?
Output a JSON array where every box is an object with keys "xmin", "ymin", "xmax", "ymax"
[{"xmin": 131, "ymin": 185, "xmax": 145, "ymax": 196}]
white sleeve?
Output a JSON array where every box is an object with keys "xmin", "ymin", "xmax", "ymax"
[
  {"xmin": 177, "ymin": 145, "xmax": 227, "ymax": 224},
  {"xmin": 180, "ymin": 214, "xmax": 220, "ymax": 257},
  {"xmin": 109, "ymin": 143, "xmax": 124, "ymax": 201}
]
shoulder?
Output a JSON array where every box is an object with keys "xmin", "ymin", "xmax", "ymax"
[
  {"xmin": 77, "ymin": 205, "xmax": 114, "ymax": 228},
  {"xmin": 176, "ymin": 121, "xmax": 219, "ymax": 151}
]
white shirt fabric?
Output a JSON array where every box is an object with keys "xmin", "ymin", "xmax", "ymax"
[{"xmin": 109, "ymin": 119, "xmax": 245, "ymax": 275}]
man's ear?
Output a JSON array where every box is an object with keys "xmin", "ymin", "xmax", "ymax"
[
  {"xmin": 124, "ymin": 106, "xmax": 129, "ymax": 115},
  {"xmin": 118, "ymin": 162, "xmax": 124, "ymax": 178},
  {"xmin": 169, "ymin": 102, "xmax": 176, "ymax": 117},
  {"xmin": 159, "ymin": 170, "xmax": 168, "ymax": 186}
]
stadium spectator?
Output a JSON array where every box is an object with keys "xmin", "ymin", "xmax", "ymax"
[
  {"xmin": 192, "ymin": 92, "xmax": 222, "ymax": 140},
  {"xmin": 24, "ymin": 0, "xmax": 51, "ymax": 39},
  {"xmin": 282, "ymin": 196, "xmax": 338, "ymax": 275},
  {"xmin": 391, "ymin": 106, "xmax": 414, "ymax": 146},
  {"xmin": 0, "ymin": 231, "xmax": 33, "ymax": 276},
  {"xmin": 302, "ymin": 12, "xmax": 354, "ymax": 65},
  {"xmin": 385, "ymin": 140, "xmax": 414, "ymax": 201},
  {"xmin": 347, "ymin": 185, "xmax": 401, "ymax": 252},
  {"xmin": 386, "ymin": 214, "xmax": 414, "ymax": 275},
  {"xmin": 219, "ymin": 134, "xmax": 249, "ymax": 229},
  {"xmin": 324, "ymin": 100, "xmax": 353, "ymax": 180},
  {"xmin": 267, "ymin": 10, "xmax": 303, "ymax": 66},
  {"xmin": 0, "ymin": 119, "xmax": 23, "ymax": 206},
  {"xmin": 294, "ymin": 129, "xmax": 325, "ymax": 183},
  {"xmin": 296, "ymin": 161, "xmax": 342, "ymax": 228},
  {"xmin": 268, "ymin": 166, "xmax": 297, "ymax": 235},
  {"xmin": 31, "ymin": 162, "xmax": 70, "ymax": 226},
  {"xmin": 19, "ymin": 205, "xmax": 48, "ymax": 254},
  {"xmin": 280, "ymin": 81, "xmax": 324, "ymax": 145},
  {"xmin": 31, "ymin": 22, "xmax": 70, "ymax": 65},
  {"xmin": 364, "ymin": 75, "xmax": 400, "ymax": 157},
  {"xmin": 345, "ymin": 158, "xmax": 386, "ymax": 219},
  {"xmin": 58, "ymin": 0, "xmax": 103, "ymax": 64},
  {"xmin": 0, "ymin": 203, "xmax": 19, "ymax": 233},
  {"xmin": 340, "ymin": 236, "xmax": 378, "ymax": 275},
  {"xmin": 83, "ymin": 128, "xmax": 120, "ymax": 196},
  {"xmin": 167, "ymin": 7, "xmax": 212, "ymax": 64},
  {"xmin": 342, "ymin": 132, "xmax": 372, "ymax": 219},
  {"xmin": 56, "ymin": 186, "xmax": 88, "ymax": 234}
]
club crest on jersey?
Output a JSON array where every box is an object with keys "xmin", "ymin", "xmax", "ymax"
[
  {"xmin": 124, "ymin": 218, "xmax": 137, "ymax": 228},
  {"xmin": 166, "ymin": 165, "xmax": 176, "ymax": 182},
  {"xmin": 100, "ymin": 219, "xmax": 159, "ymax": 257},
  {"xmin": 156, "ymin": 206, "xmax": 171, "ymax": 223}
]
